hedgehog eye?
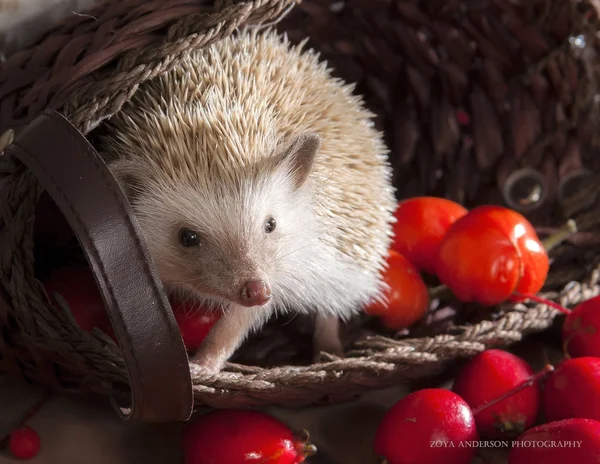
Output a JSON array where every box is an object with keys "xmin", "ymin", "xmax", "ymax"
[
  {"xmin": 264, "ymin": 217, "xmax": 276, "ymax": 234},
  {"xmin": 179, "ymin": 228, "xmax": 201, "ymax": 247}
]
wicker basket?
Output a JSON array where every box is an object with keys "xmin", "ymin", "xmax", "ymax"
[{"xmin": 1, "ymin": 0, "xmax": 600, "ymax": 422}]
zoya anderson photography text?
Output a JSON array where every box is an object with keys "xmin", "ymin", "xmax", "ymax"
[{"xmin": 430, "ymin": 440, "xmax": 583, "ymax": 448}]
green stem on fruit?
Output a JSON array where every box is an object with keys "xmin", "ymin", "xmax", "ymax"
[
  {"xmin": 472, "ymin": 363, "xmax": 554, "ymax": 416},
  {"xmin": 511, "ymin": 292, "xmax": 571, "ymax": 315},
  {"xmin": 541, "ymin": 219, "xmax": 578, "ymax": 252}
]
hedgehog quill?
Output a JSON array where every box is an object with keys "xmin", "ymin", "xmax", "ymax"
[{"xmin": 99, "ymin": 29, "xmax": 396, "ymax": 374}]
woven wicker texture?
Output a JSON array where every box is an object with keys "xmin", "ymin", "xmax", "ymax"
[
  {"xmin": 280, "ymin": 1, "xmax": 600, "ymax": 220},
  {"xmin": 2, "ymin": 0, "xmax": 600, "ymax": 410}
]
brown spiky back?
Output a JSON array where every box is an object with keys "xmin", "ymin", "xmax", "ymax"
[{"xmin": 100, "ymin": 29, "xmax": 396, "ymax": 276}]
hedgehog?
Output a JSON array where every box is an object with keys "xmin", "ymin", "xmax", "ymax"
[{"xmin": 98, "ymin": 28, "xmax": 397, "ymax": 374}]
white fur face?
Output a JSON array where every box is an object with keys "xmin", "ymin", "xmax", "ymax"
[
  {"xmin": 109, "ymin": 131, "xmax": 381, "ymax": 320},
  {"xmin": 109, "ymin": 134, "xmax": 355, "ymax": 315},
  {"xmin": 138, "ymin": 165, "xmax": 314, "ymax": 310}
]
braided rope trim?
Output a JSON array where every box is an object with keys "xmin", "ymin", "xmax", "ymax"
[
  {"xmin": 64, "ymin": 0, "xmax": 298, "ymax": 133},
  {"xmin": 0, "ymin": 0, "xmax": 298, "ymax": 135},
  {"xmin": 188, "ymin": 267, "xmax": 600, "ymax": 408}
]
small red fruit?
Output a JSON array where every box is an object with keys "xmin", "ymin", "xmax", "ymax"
[
  {"xmin": 543, "ymin": 357, "xmax": 600, "ymax": 422},
  {"xmin": 43, "ymin": 266, "xmax": 221, "ymax": 349},
  {"xmin": 364, "ymin": 250, "xmax": 430, "ymax": 330},
  {"xmin": 436, "ymin": 205, "xmax": 549, "ymax": 306},
  {"xmin": 508, "ymin": 418, "xmax": 600, "ymax": 464},
  {"xmin": 43, "ymin": 266, "xmax": 114, "ymax": 337},
  {"xmin": 391, "ymin": 197, "xmax": 468, "ymax": 275},
  {"xmin": 8, "ymin": 426, "xmax": 41, "ymax": 460},
  {"xmin": 374, "ymin": 388, "xmax": 478, "ymax": 464},
  {"xmin": 562, "ymin": 296, "xmax": 600, "ymax": 358},
  {"xmin": 171, "ymin": 301, "xmax": 221, "ymax": 351},
  {"xmin": 452, "ymin": 349, "xmax": 540, "ymax": 438},
  {"xmin": 183, "ymin": 409, "xmax": 316, "ymax": 464}
]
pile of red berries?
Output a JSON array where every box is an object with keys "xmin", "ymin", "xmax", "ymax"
[
  {"xmin": 364, "ymin": 196, "xmax": 577, "ymax": 330},
  {"xmin": 374, "ymin": 343, "xmax": 600, "ymax": 464},
  {"xmin": 179, "ymin": 331, "xmax": 600, "ymax": 464}
]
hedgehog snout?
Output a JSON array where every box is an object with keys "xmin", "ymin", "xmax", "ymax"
[{"xmin": 239, "ymin": 280, "xmax": 272, "ymax": 307}]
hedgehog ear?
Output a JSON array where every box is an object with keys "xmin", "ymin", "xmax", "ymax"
[
  {"xmin": 277, "ymin": 133, "xmax": 321, "ymax": 189},
  {"xmin": 107, "ymin": 158, "xmax": 146, "ymax": 204}
]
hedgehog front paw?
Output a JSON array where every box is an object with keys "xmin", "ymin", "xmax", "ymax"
[{"xmin": 189, "ymin": 361, "xmax": 220, "ymax": 378}]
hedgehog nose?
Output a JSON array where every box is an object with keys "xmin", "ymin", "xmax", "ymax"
[{"xmin": 240, "ymin": 280, "xmax": 272, "ymax": 307}]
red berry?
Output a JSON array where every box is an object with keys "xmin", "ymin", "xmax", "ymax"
[
  {"xmin": 563, "ymin": 296, "xmax": 600, "ymax": 358},
  {"xmin": 543, "ymin": 357, "xmax": 600, "ymax": 422},
  {"xmin": 364, "ymin": 251, "xmax": 430, "ymax": 330},
  {"xmin": 171, "ymin": 300, "xmax": 221, "ymax": 351},
  {"xmin": 43, "ymin": 266, "xmax": 114, "ymax": 338},
  {"xmin": 452, "ymin": 349, "xmax": 540, "ymax": 438},
  {"xmin": 9, "ymin": 426, "xmax": 41, "ymax": 460},
  {"xmin": 43, "ymin": 266, "xmax": 222, "ymax": 349},
  {"xmin": 436, "ymin": 205, "xmax": 549, "ymax": 306},
  {"xmin": 391, "ymin": 197, "xmax": 468, "ymax": 275},
  {"xmin": 182, "ymin": 409, "xmax": 315, "ymax": 464},
  {"xmin": 508, "ymin": 418, "xmax": 600, "ymax": 464},
  {"xmin": 374, "ymin": 388, "xmax": 478, "ymax": 464}
]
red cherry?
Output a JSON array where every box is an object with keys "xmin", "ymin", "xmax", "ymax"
[
  {"xmin": 43, "ymin": 266, "xmax": 114, "ymax": 338},
  {"xmin": 436, "ymin": 205, "xmax": 549, "ymax": 306},
  {"xmin": 171, "ymin": 300, "xmax": 221, "ymax": 351},
  {"xmin": 374, "ymin": 388, "xmax": 478, "ymax": 464},
  {"xmin": 182, "ymin": 409, "xmax": 316, "ymax": 464},
  {"xmin": 563, "ymin": 296, "xmax": 600, "ymax": 358},
  {"xmin": 8, "ymin": 426, "xmax": 41, "ymax": 460},
  {"xmin": 391, "ymin": 197, "xmax": 468, "ymax": 275},
  {"xmin": 364, "ymin": 250, "xmax": 430, "ymax": 330},
  {"xmin": 543, "ymin": 357, "xmax": 600, "ymax": 422},
  {"xmin": 509, "ymin": 418, "xmax": 600, "ymax": 464},
  {"xmin": 452, "ymin": 349, "xmax": 540, "ymax": 438}
]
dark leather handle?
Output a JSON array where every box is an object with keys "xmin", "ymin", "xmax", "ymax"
[{"xmin": 4, "ymin": 109, "xmax": 193, "ymax": 422}]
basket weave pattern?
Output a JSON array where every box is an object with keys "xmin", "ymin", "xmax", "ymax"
[
  {"xmin": 0, "ymin": 0, "xmax": 301, "ymax": 404},
  {"xmin": 1, "ymin": 0, "xmax": 600, "ymax": 409}
]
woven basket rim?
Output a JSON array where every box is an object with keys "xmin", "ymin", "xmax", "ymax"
[{"xmin": 0, "ymin": 0, "xmax": 298, "ymax": 135}]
